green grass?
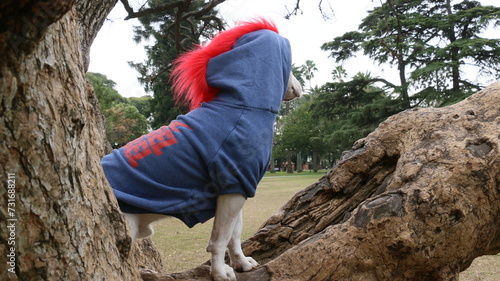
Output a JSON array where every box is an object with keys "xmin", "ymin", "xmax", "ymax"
[
  {"xmin": 263, "ymin": 169, "xmax": 329, "ymax": 177},
  {"xmin": 151, "ymin": 171, "xmax": 324, "ymax": 272}
]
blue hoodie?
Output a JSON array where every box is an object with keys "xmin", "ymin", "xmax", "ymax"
[{"xmin": 101, "ymin": 29, "xmax": 292, "ymax": 227}]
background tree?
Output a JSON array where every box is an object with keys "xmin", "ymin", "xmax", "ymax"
[
  {"xmin": 278, "ymin": 69, "xmax": 401, "ymax": 169},
  {"xmin": 271, "ymin": 64, "xmax": 307, "ymax": 173},
  {"xmin": 300, "ymin": 0, "xmax": 500, "ymax": 162},
  {"xmin": 321, "ymin": 0, "xmax": 500, "ymax": 108},
  {"xmin": 128, "ymin": 96, "xmax": 153, "ymax": 118},
  {"xmin": 409, "ymin": 0, "xmax": 500, "ymax": 105},
  {"xmin": 130, "ymin": 0, "xmax": 224, "ymax": 129},
  {"xmin": 105, "ymin": 103, "xmax": 148, "ymax": 147},
  {"xmin": 331, "ymin": 65, "xmax": 348, "ymax": 82},
  {"xmin": 274, "ymin": 102, "xmax": 313, "ymax": 172},
  {"xmin": 87, "ymin": 72, "xmax": 149, "ymax": 146},
  {"xmin": 299, "ymin": 59, "xmax": 318, "ymax": 91},
  {"xmin": 314, "ymin": 71, "xmax": 402, "ymax": 151},
  {"xmin": 87, "ymin": 72, "xmax": 126, "ymax": 110},
  {"xmin": 274, "ymin": 90, "xmax": 332, "ymax": 173}
]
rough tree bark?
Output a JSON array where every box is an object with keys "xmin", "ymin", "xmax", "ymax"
[
  {"xmin": 144, "ymin": 83, "xmax": 500, "ymax": 280},
  {"xmin": 0, "ymin": 0, "xmax": 161, "ymax": 280}
]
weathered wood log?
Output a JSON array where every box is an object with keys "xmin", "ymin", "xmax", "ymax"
[
  {"xmin": 150, "ymin": 82, "xmax": 499, "ymax": 280},
  {"xmin": 247, "ymin": 82, "xmax": 500, "ymax": 280}
]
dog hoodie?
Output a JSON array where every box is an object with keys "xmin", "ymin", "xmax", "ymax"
[{"xmin": 101, "ymin": 20, "xmax": 292, "ymax": 227}]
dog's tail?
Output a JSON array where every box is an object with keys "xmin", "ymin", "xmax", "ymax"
[{"xmin": 170, "ymin": 18, "xmax": 279, "ymax": 111}]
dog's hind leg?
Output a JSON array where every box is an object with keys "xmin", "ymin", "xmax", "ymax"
[
  {"xmin": 124, "ymin": 213, "xmax": 164, "ymax": 242},
  {"xmin": 207, "ymin": 194, "xmax": 246, "ymax": 281},
  {"xmin": 228, "ymin": 210, "xmax": 259, "ymax": 272},
  {"xmin": 123, "ymin": 213, "xmax": 140, "ymax": 243}
]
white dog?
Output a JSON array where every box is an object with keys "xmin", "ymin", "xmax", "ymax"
[{"xmin": 102, "ymin": 19, "xmax": 301, "ymax": 281}]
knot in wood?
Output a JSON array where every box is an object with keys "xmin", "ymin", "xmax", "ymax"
[{"xmin": 352, "ymin": 193, "xmax": 403, "ymax": 228}]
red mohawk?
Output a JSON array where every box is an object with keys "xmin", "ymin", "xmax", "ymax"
[{"xmin": 170, "ymin": 18, "xmax": 279, "ymax": 110}]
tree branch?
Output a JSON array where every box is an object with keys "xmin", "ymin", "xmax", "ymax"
[
  {"xmin": 286, "ymin": 0, "xmax": 334, "ymax": 20},
  {"xmin": 121, "ymin": 0, "xmax": 186, "ymax": 20},
  {"xmin": 285, "ymin": 0, "xmax": 303, "ymax": 19},
  {"xmin": 189, "ymin": 0, "xmax": 226, "ymax": 20},
  {"xmin": 318, "ymin": 0, "xmax": 335, "ymax": 20},
  {"xmin": 367, "ymin": 77, "xmax": 398, "ymax": 89},
  {"xmin": 119, "ymin": 0, "xmax": 226, "ymax": 53},
  {"xmin": 120, "ymin": 0, "xmax": 226, "ymax": 21}
]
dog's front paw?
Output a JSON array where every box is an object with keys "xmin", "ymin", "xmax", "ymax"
[
  {"xmin": 211, "ymin": 264, "xmax": 236, "ymax": 281},
  {"xmin": 231, "ymin": 256, "xmax": 259, "ymax": 272}
]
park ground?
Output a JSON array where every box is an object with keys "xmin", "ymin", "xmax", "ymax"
[{"xmin": 151, "ymin": 171, "xmax": 499, "ymax": 280}]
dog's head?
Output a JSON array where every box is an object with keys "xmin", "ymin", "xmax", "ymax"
[
  {"xmin": 171, "ymin": 18, "xmax": 300, "ymax": 111},
  {"xmin": 285, "ymin": 73, "xmax": 302, "ymax": 101}
]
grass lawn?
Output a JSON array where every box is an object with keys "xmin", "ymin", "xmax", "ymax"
[{"xmin": 150, "ymin": 170, "xmax": 499, "ymax": 279}]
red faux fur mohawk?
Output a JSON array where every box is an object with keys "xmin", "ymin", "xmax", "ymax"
[{"xmin": 170, "ymin": 18, "xmax": 279, "ymax": 110}]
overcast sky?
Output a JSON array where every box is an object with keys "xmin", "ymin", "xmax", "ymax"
[{"xmin": 88, "ymin": 0, "xmax": 498, "ymax": 98}]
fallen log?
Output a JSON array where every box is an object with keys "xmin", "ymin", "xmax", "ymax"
[{"xmin": 147, "ymin": 82, "xmax": 500, "ymax": 280}]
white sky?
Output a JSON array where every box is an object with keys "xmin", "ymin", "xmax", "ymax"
[{"xmin": 88, "ymin": 0, "xmax": 499, "ymax": 98}]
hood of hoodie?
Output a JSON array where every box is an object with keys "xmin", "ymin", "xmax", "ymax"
[{"xmin": 205, "ymin": 29, "xmax": 292, "ymax": 114}]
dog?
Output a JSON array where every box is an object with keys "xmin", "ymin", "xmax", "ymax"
[{"xmin": 101, "ymin": 19, "xmax": 301, "ymax": 281}]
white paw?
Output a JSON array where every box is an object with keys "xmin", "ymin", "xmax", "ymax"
[
  {"xmin": 137, "ymin": 224, "xmax": 154, "ymax": 239},
  {"xmin": 211, "ymin": 264, "xmax": 236, "ymax": 281},
  {"xmin": 231, "ymin": 256, "xmax": 259, "ymax": 272}
]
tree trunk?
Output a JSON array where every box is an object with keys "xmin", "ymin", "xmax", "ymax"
[
  {"xmin": 444, "ymin": 0, "xmax": 461, "ymax": 97},
  {"xmin": 312, "ymin": 151, "xmax": 320, "ymax": 172},
  {"xmin": 286, "ymin": 151, "xmax": 293, "ymax": 173},
  {"xmin": 0, "ymin": 0, "xmax": 162, "ymax": 280},
  {"xmin": 296, "ymin": 151, "xmax": 303, "ymax": 173},
  {"xmin": 269, "ymin": 154, "xmax": 276, "ymax": 173},
  {"xmin": 148, "ymin": 83, "xmax": 500, "ymax": 280}
]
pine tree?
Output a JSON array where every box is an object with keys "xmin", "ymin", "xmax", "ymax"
[
  {"xmin": 322, "ymin": 0, "xmax": 500, "ymax": 107},
  {"xmin": 130, "ymin": 0, "xmax": 223, "ymax": 129}
]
